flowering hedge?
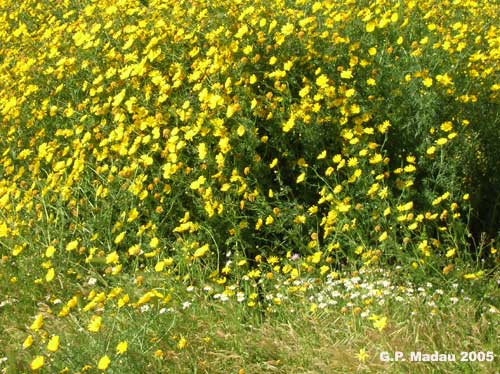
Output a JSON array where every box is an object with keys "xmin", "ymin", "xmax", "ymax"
[{"xmin": 0, "ymin": 0, "xmax": 499, "ymax": 370}]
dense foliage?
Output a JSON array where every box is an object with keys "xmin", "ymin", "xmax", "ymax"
[{"xmin": 0, "ymin": 0, "xmax": 499, "ymax": 372}]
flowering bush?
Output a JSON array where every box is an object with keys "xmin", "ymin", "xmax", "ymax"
[{"xmin": 0, "ymin": 0, "xmax": 499, "ymax": 372}]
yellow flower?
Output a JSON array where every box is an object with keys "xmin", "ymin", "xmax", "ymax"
[
  {"xmin": 265, "ymin": 215, "xmax": 274, "ymax": 225},
  {"xmin": 45, "ymin": 268, "xmax": 55, "ymax": 282},
  {"xmin": 299, "ymin": 85, "xmax": 311, "ymax": 98},
  {"xmin": 128, "ymin": 244, "xmax": 141, "ymax": 256},
  {"xmin": 464, "ymin": 271, "xmax": 484, "ymax": 280},
  {"xmin": 315, "ymin": 74, "xmax": 329, "ymax": 88},
  {"xmin": 311, "ymin": 251, "xmax": 322, "ymax": 264},
  {"xmin": 197, "ymin": 142, "xmax": 207, "ymax": 160},
  {"xmin": 423, "ymin": 77, "xmax": 433, "ymax": 87},
  {"xmin": 354, "ymin": 348, "xmax": 370, "ymax": 363},
  {"xmin": 397, "ymin": 201, "xmax": 413, "ymax": 211},
  {"xmin": 296, "ymin": 172, "xmax": 306, "ymax": 184},
  {"xmin": 371, "ymin": 315, "xmax": 388, "ymax": 331},
  {"xmin": 310, "ymin": 303, "xmax": 318, "ymax": 312},
  {"xmin": 237, "ymin": 125, "xmax": 246, "ymax": 137},
  {"xmin": 118, "ymin": 294, "xmax": 129, "ymax": 308},
  {"xmin": 22, "ymin": 335, "xmax": 34, "ymax": 349},
  {"xmin": 355, "ymin": 348, "xmax": 369, "ymax": 363},
  {"xmin": 293, "ymin": 215, "xmax": 306, "ymax": 224},
  {"xmin": 116, "ymin": 341, "xmax": 128, "ymax": 354},
  {"xmin": 30, "ymin": 314, "xmax": 44, "ymax": 331},
  {"xmin": 436, "ymin": 74, "xmax": 453, "ymax": 86},
  {"xmin": 47, "ymin": 335, "xmax": 60, "ymax": 352},
  {"xmin": 281, "ymin": 23, "xmax": 294, "ymax": 36},
  {"xmin": 66, "ymin": 240, "xmax": 78, "ymax": 251},
  {"xmin": 340, "ymin": 70, "xmax": 353, "ymax": 79},
  {"xmin": 282, "ymin": 115, "xmax": 296, "ymax": 132},
  {"xmin": 193, "ymin": 244, "xmax": 210, "ymax": 258},
  {"xmin": 378, "ymin": 231, "xmax": 388, "ymax": 242},
  {"xmin": 112, "ymin": 88, "xmax": 126, "ymax": 107},
  {"xmin": 235, "ymin": 24, "xmax": 249, "ymax": 39},
  {"xmin": 30, "ymin": 355, "xmax": 44, "ymax": 370},
  {"xmin": 190, "ymin": 175, "xmax": 206, "ymax": 190},
  {"xmin": 377, "ymin": 120, "xmax": 391, "ymax": 133},
  {"xmin": 127, "ymin": 208, "xmax": 139, "ymax": 222},
  {"xmin": 347, "ymin": 157, "xmax": 358, "ymax": 167},
  {"xmin": 146, "ymin": 236, "xmax": 158, "ymax": 249},
  {"xmin": 404, "ymin": 164, "xmax": 416, "ymax": 173},
  {"xmin": 177, "ymin": 336, "xmax": 188, "ymax": 349},
  {"xmin": 369, "ymin": 154, "xmax": 382, "ymax": 164},
  {"xmin": 88, "ymin": 315, "xmax": 102, "ymax": 333},
  {"xmin": 97, "ymin": 355, "xmax": 111, "ymax": 370},
  {"xmin": 267, "ymin": 256, "xmax": 279, "ymax": 265},
  {"xmin": 153, "ymin": 349, "xmax": 164, "ymax": 358},
  {"xmin": 114, "ymin": 231, "xmax": 126, "ymax": 244},
  {"xmin": 226, "ymin": 103, "xmax": 239, "ymax": 118},
  {"xmin": 45, "ymin": 245, "xmax": 56, "ymax": 258},
  {"xmin": 345, "ymin": 88, "xmax": 355, "ymax": 97},
  {"xmin": 446, "ymin": 248, "xmax": 457, "ymax": 258},
  {"xmin": 12, "ymin": 244, "xmax": 24, "ymax": 256},
  {"xmin": 106, "ymin": 251, "xmax": 119, "ymax": 264}
]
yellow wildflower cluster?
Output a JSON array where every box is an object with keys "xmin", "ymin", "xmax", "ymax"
[{"xmin": 0, "ymin": 0, "xmax": 498, "ymax": 372}]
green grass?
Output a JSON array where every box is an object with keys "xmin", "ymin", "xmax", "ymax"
[{"xmin": 2, "ymin": 261, "xmax": 499, "ymax": 373}]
